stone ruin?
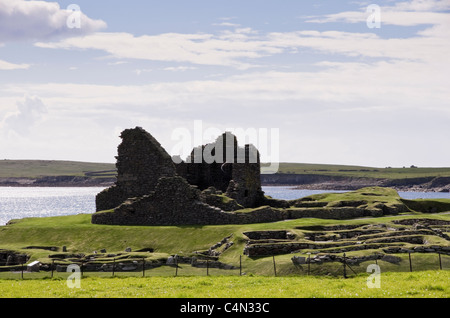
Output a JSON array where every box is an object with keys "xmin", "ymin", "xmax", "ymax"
[
  {"xmin": 92, "ymin": 127, "xmax": 270, "ymax": 226},
  {"xmin": 92, "ymin": 127, "xmax": 409, "ymax": 226}
]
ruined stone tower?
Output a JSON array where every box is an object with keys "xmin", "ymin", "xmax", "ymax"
[
  {"xmin": 95, "ymin": 127, "xmax": 177, "ymax": 211},
  {"xmin": 176, "ymin": 132, "xmax": 265, "ymax": 208},
  {"xmin": 93, "ymin": 127, "xmax": 268, "ymax": 225}
]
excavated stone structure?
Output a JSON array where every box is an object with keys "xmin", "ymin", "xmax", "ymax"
[
  {"xmin": 95, "ymin": 127, "xmax": 177, "ymax": 212},
  {"xmin": 92, "ymin": 127, "xmax": 269, "ymax": 226},
  {"xmin": 176, "ymin": 132, "xmax": 265, "ymax": 208}
]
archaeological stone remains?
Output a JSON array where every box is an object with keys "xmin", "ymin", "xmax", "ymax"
[
  {"xmin": 92, "ymin": 126, "xmax": 412, "ymax": 226},
  {"xmin": 92, "ymin": 127, "xmax": 276, "ymax": 226}
]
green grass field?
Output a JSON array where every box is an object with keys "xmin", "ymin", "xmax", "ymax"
[
  {"xmin": 0, "ymin": 271, "xmax": 448, "ymax": 298},
  {"xmin": 1, "ymin": 186, "xmax": 449, "ymax": 298},
  {"xmin": 2, "ymin": 160, "xmax": 450, "ymax": 180},
  {"xmin": 272, "ymin": 162, "xmax": 450, "ymax": 179},
  {"xmin": 1, "ymin": 209, "xmax": 450, "ymax": 279},
  {"xmin": 0, "ymin": 160, "xmax": 115, "ymax": 178}
]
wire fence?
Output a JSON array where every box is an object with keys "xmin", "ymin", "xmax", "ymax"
[{"xmin": 2, "ymin": 252, "xmax": 449, "ymax": 280}]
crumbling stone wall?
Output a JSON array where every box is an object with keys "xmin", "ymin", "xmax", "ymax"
[
  {"xmin": 94, "ymin": 176, "xmax": 235, "ymax": 225},
  {"xmin": 93, "ymin": 176, "xmax": 288, "ymax": 226},
  {"xmin": 176, "ymin": 132, "xmax": 265, "ymax": 208},
  {"xmin": 93, "ymin": 126, "xmax": 410, "ymax": 226},
  {"xmin": 95, "ymin": 127, "xmax": 177, "ymax": 211},
  {"xmin": 94, "ymin": 127, "xmax": 274, "ymax": 225}
]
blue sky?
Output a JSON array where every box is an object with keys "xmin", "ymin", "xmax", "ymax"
[{"xmin": 1, "ymin": 0, "xmax": 449, "ymax": 168}]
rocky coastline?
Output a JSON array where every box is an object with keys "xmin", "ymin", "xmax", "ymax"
[
  {"xmin": 260, "ymin": 174, "xmax": 450, "ymax": 193},
  {"xmin": 1, "ymin": 173, "xmax": 449, "ymax": 193},
  {"xmin": 0, "ymin": 176, "xmax": 115, "ymax": 187}
]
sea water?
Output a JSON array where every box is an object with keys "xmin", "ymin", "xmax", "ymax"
[
  {"xmin": 262, "ymin": 186, "xmax": 450, "ymax": 201},
  {"xmin": 1, "ymin": 186, "xmax": 450, "ymax": 226},
  {"xmin": 0, "ymin": 187, "xmax": 105, "ymax": 226}
]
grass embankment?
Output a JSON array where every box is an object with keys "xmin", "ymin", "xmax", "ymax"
[
  {"xmin": 0, "ymin": 271, "xmax": 448, "ymax": 298},
  {"xmin": 0, "ymin": 160, "xmax": 115, "ymax": 178},
  {"xmin": 273, "ymin": 162, "xmax": 450, "ymax": 179},
  {"xmin": 1, "ymin": 212, "xmax": 450, "ymax": 276},
  {"xmin": 2, "ymin": 160, "xmax": 450, "ymax": 180},
  {"xmin": 1, "ymin": 187, "xmax": 449, "ymax": 297}
]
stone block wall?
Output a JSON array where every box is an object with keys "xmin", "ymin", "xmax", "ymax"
[
  {"xmin": 93, "ymin": 176, "xmax": 288, "ymax": 226},
  {"xmin": 96, "ymin": 127, "xmax": 177, "ymax": 211},
  {"xmin": 93, "ymin": 127, "xmax": 410, "ymax": 226},
  {"xmin": 93, "ymin": 176, "xmax": 244, "ymax": 225},
  {"xmin": 177, "ymin": 132, "xmax": 265, "ymax": 208}
]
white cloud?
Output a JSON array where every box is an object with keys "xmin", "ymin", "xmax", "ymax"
[
  {"xmin": 267, "ymin": 28, "xmax": 450, "ymax": 63},
  {"xmin": 306, "ymin": 0, "xmax": 450, "ymax": 26},
  {"xmin": 2, "ymin": 0, "xmax": 450, "ymax": 166},
  {"xmin": 213, "ymin": 22, "xmax": 241, "ymax": 27},
  {"xmin": 33, "ymin": 3, "xmax": 450, "ymax": 69},
  {"xmin": 1, "ymin": 55, "xmax": 449, "ymax": 166},
  {"xmin": 2, "ymin": 57, "xmax": 447, "ymax": 114},
  {"xmin": 35, "ymin": 31, "xmax": 277, "ymax": 69},
  {"xmin": 134, "ymin": 68, "xmax": 152, "ymax": 75},
  {"xmin": 2, "ymin": 95, "xmax": 47, "ymax": 136},
  {"xmin": 392, "ymin": 0, "xmax": 450, "ymax": 11},
  {"xmin": 163, "ymin": 66, "xmax": 197, "ymax": 72},
  {"xmin": 0, "ymin": 0, "xmax": 106, "ymax": 43},
  {"xmin": 0, "ymin": 59, "xmax": 30, "ymax": 70}
]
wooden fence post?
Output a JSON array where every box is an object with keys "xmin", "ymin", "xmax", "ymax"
[
  {"xmin": 343, "ymin": 253, "xmax": 347, "ymax": 279},
  {"xmin": 272, "ymin": 255, "xmax": 277, "ymax": 277},
  {"xmin": 307, "ymin": 253, "xmax": 311, "ymax": 276},
  {"xmin": 175, "ymin": 256, "xmax": 178, "ymax": 277},
  {"xmin": 112, "ymin": 258, "xmax": 115, "ymax": 276},
  {"xmin": 438, "ymin": 253, "xmax": 442, "ymax": 270},
  {"xmin": 142, "ymin": 257, "xmax": 145, "ymax": 277},
  {"xmin": 239, "ymin": 255, "xmax": 242, "ymax": 276},
  {"xmin": 409, "ymin": 253, "xmax": 412, "ymax": 272}
]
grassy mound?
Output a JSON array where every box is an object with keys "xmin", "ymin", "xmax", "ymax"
[
  {"xmin": 294, "ymin": 187, "xmax": 405, "ymax": 210},
  {"xmin": 1, "ymin": 187, "xmax": 449, "ymax": 277}
]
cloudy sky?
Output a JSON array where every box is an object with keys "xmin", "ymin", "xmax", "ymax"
[{"xmin": 0, "ymin": 0, "xmax": 449, "ymax": 168}]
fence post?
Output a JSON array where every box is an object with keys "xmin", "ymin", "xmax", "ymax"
[
  {"xmin": 175, "ymin": 256, "xmax": 178, "ymax": 277},
  {"xmin": 206, "ymin": 259, "xmax": 209, "ymax": 276},
  {"xmin": 51, "ymin": 259, "xmax": 54, "ymax": 278},
  {"xmin": 112, "ymin": 258, "xmax": 115, "ymax": 276},
  {"xmin": 142, "ymin": 257, "xmax": 146, "ymax": 277},
  {"xmin": 307, "ymin": 253, "xmax": 311, "ymax": 276},
  {"xmin": 272, "ymin": 255, "xmax": 277, "ymax": 277},
  {"xmin": 438, "ymin": 253, "xmax": 442, "ymax": 270},
  {"xmin": 239, "ymin": 255, "xmax": 242, "ymax": 276},
  {"xmin": 21, "ymin": 262, "xmax": 24, "ymax": 279},
  {"xmin": 343, "ymin": 253, "xmax": 347, "ymax": 279},
  {"xmin": 408, "ymin": 253, "xmax": 412, "ymax": 272}
]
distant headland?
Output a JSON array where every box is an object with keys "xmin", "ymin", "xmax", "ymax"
[{"xmin": 0, "ymin": 158, "xmax": 449, "ymax": 193}]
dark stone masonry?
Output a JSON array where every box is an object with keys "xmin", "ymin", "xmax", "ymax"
[
  {"xmin": 92, "ymin": 127, "xmax": 273, "ymax": 226},
  {"xmin": 95, "ymin": 127, "xmax": 177, "ymax": 212},
  {"xmin": 92, "ymin": 126, "xmax": 411, "ymax": 226}
]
